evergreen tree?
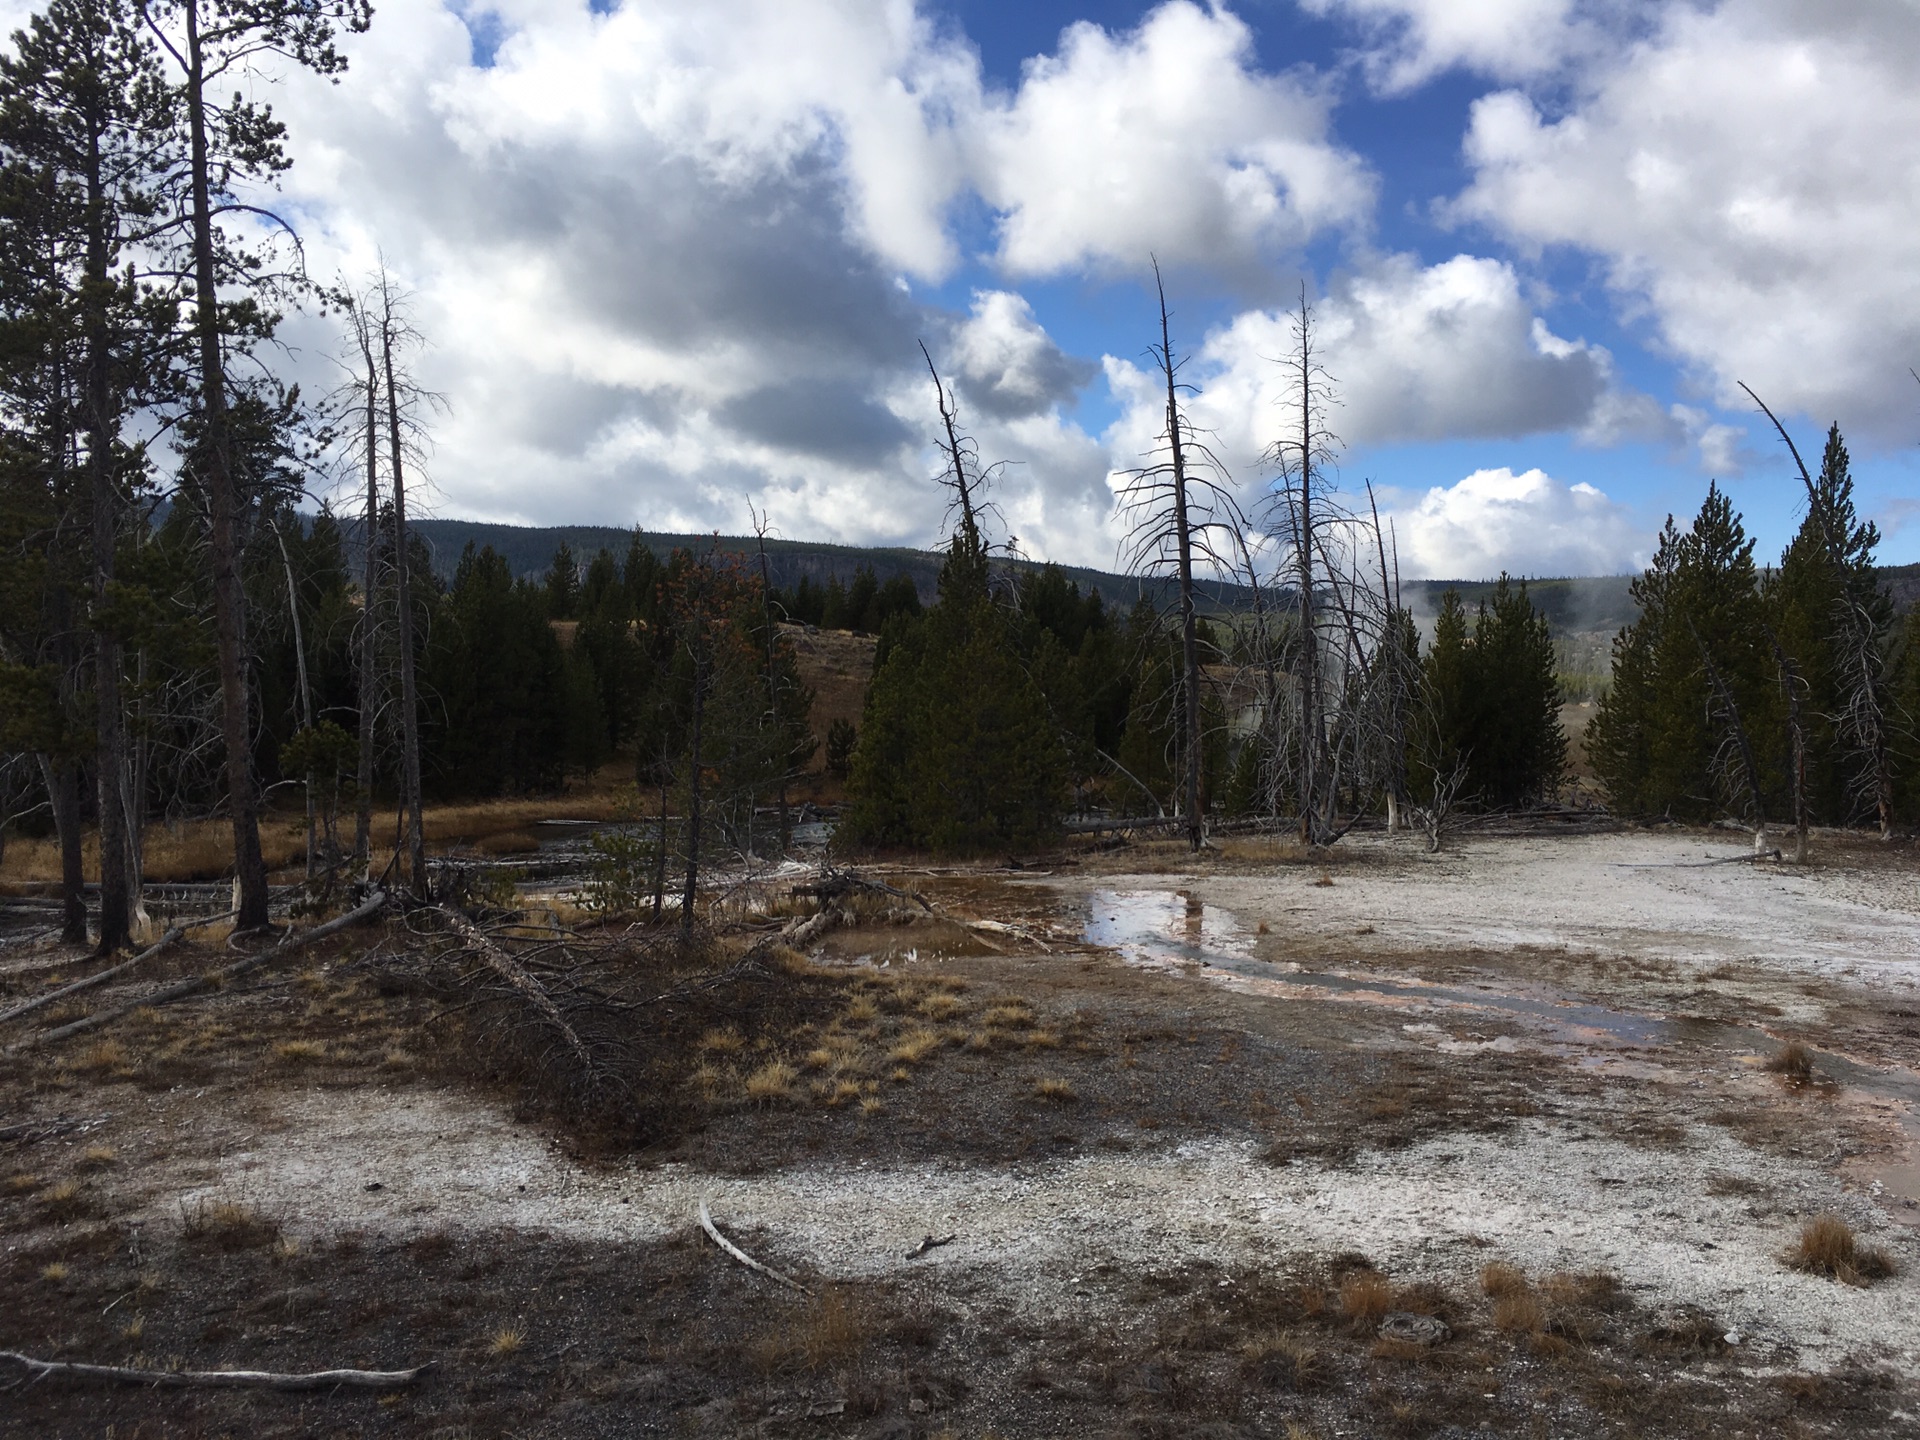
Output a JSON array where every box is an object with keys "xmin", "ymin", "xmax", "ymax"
[
  {"xmin": 1591, "ymin": 484, "xmax": 1775, "ymax": 820},
  {"xmin": 1766, "ymin": 424, "xmax": 1893, "ymax": 824},
  {"xmin": 1468, "ymin": 576, "xmax": 1565, "ymax": 809},
  {"xmin": 544, "ymin": 540, "xmax": 579, "ymax": 619},
  {"xmin": 842, "ymin": 358, "xmax": 1068, "ymax": 853}
]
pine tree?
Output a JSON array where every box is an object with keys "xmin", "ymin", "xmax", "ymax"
[
  {"xmin": 841, "ymin": 354, "xmax": 1068, "ymax": 854},
  {"xmin": 1766, "ymin": 424, "xmax": 1893, "ymax": 825},
  {"xmin": 544, "ymin": 540, "xmax": 579, "ymax": 619},
  {"xmin": 1591, "ymin": 485, "xmax": 1775, "ymax": 821},
  {"xmin": 1468, "ymin": 576, "xmax": 1565, "ymax": 809}
]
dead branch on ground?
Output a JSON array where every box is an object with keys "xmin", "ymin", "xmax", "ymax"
[{"xmin": 0, "ymin": 1350, "xmax": 428, "ymax": 1391}]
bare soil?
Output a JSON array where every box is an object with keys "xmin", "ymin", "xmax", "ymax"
[{"xmin": 2, "ymin": 828, "xmax": 1917, "ymax": 1437}]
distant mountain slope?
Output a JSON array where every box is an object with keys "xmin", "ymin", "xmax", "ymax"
[{"xmin": 390, "ymin": 518, "xmax": 1910, "ymax": 639}]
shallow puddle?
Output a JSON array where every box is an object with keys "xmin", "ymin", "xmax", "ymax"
[{"xmin": 1081, "ymin": 885, "xmax": 1920, "ymax": 1220}]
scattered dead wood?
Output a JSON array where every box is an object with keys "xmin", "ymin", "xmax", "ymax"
[
  {"xmin": 0, "ymin": 920, "xmax": 202, "ymax": 1028},
  {"xmin": 4, "ymin": 891, "xmax": 389, "ymax": 1055},
  {"xmin": 0, "ymin": 1350, "xmax": 428, "ymax": 1391},
  {"xmin": 698, "ymin": 1197, "xmax": 812, "ymax": 1293},
  {"xmin": 0, "ymin": 1115, "xmax": 109, "ymax": 1147},
  {"xmin": 905, "ymin": 1232, "xmax": 956, "ymax": 1258},
  {"xmin": 433, "ymin": 905, "xmax": 597, "ymax": 1078}
]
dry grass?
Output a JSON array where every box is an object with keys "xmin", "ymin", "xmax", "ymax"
[
  {"xmin": 1784, "ymin": 1213, "xmax": 1897, "ymax": 1285},
  {"xmin": 38, "ymin": 1180, "xmax": 86, "ymax": 1222},
  {"xmin": 40, "ymin": 1262, "xmax": 68, "ymax": 1282},
  {"xmin": 981, "ymin": 1001, "xmax": 1034, "ymax": 1027},
  {"xmin": 1493, "ymin": 1291, "xmax": 1546, "ymax": 1335},
  {"xmin": 744, "ymin": 1059, "xmax": 798, "ymax": 1104},
  {"xmin": 1238, "ymin": 1332, "xmax": 1329, "ymax": 1392},
  {"xmin": 5, "ymin": 1173, "xmax": 38, "ymax": 1194},
  {"xmin": 1765, "ymin": 1039, "xmax": 1816, "ymax": 1086},
  {"xmin": 844, "ymin": 995, "xmax": 880, "ymax": 1024},
  {"xmin": 752, "ymin": 1287, "xmax": 867, "ymax": 1374},
  {"xmin": 70, "ymin": 1039, "xmax": 126, "ymax": 1074},
  {"xmin": 916, "ymin": 992, "xmax": 965, "ymax": 1020},
  {"xmin": 77, "ymin": 1145, "xmax": 117, "ymax": 1170},
  {"xmin": 182, "ymin": 1198, "xmax": 281, "ymax": 1250},
  {"xmin": 1034, "ymin": 1077, "xmax": 1076, "ymax": 1102},
  {"xmin": 273, "ymin": 1040, "xmax": 328, "ymax": 1063},
  {"xmin": 1311, "ymin": 871, "xmax": 1334, "ymax": 887},
  {"xmin": 488, "ymin": 1326, "xmax": 525, "ymax": 1357},
  {"xmin": 1479, "ymin": 1261, "xmax": 1529, "ymax": 1300},
  {"xmin": 1338, "ymin": 1270, "xmax": 1393, "ymax": 1329},
  {"xmin": 887, "ymin": 1029, "xmax": 942, "ymax": 1066},
  {"xmin": 698, "ymin": 1026, "xmax": 746, "ymax": 1055}
]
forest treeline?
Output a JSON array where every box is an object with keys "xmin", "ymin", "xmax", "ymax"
[{"xmin": 1, "ymin": 1, "xmax": 1911, "ymax": 958}]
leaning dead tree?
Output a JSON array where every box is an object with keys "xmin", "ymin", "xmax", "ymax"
[{"xmin": 1117, "ymin": 261, "xmax": 1247, "ymax": 851}]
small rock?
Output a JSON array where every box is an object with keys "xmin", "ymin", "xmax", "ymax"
[
  {"xmin": 1378, "ymin": 1312, "xmax": 1451, "ymax": 1347},
  {"xmin": 908, "ymin": 1398, "xmax": 927, "ymax": 1414}
]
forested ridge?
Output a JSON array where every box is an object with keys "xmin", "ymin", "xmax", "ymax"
[{"xmin": 2, "ymin": 0, "xmax": 1915, "ymax": 958}]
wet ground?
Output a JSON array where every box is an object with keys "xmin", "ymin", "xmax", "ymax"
[{"xmin": 3, "ymin": 828, "xmax": 1919, "ymax": 1437}]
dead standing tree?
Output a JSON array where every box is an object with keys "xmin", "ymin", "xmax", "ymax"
[
  {"xmin": 1117, "ymin": 262, "xmax": 1247, "ymax": 851},
  {"xmin": 373, "ymin": 267, "xmax": 437, "ymax": 898},
  {"xmin": 1264, "ymin": 284, "xmax": 1345, "ymax": 843},
  {"xmin": 334, "ymin": 285, "xmax": 382, "ymax": 878}
]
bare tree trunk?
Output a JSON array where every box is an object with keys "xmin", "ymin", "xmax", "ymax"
[
  {"xmin": 39, "ymin": 755, "xmax": 87, "ymax": 944},
  {"xmin": 651, "ymin": 777, "xmax": 668, "ymax": 924},
  {"xmin": 1149, "ymin": 269, "xmax": 1203, "ymax": 852},
  {"xmin": 353, "ymin": 337, "xmax": 378, "ymax": 878},
  {"xmin": 82, "ymin": 125, "xmax": 131, "ymax": 951},
  {"xmin": 183, "ymin": 0, "xmax": 267, "ymax": 929},
  {"xmin": 380, "ymin": 292, "xmax": 426, "ymax": 900},
  {"xmin": 269, "ymin": 522, "xmax": 314, "ymax": 880},
  {"xmin": 752, "ymin": 514, "xmax": 789, "ymax": 850},
  {"xmin": 1294, "ymin": 290, "xmax": 1322, "ymax": 845},
  {"xmin": 681, "ymin": 643, "xmax": 706, "ymax": 943}
]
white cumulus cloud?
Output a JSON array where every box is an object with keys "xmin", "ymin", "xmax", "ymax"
[
  {"xmin": 1387, "ymin": 467, "xmax": 1647, "ymax": 579},
  {"xmin": 1302, "ymin": 0, "xmax": 1593, "ymax": 92},
  {"xmin": 1453, "ymin": 0, "xmax": 1920, "ymax": 444},
  {"xmin": 974, "ymin": 1, "xmax": 1373, "ymax": 276}
]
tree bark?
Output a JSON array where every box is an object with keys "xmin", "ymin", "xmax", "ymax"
[
  {"xmin": 1152, "ymin": 274, "xmax": 1203, "ymax": 852},
  {"xmin": 380, "ymin": 299, "xmax": 425, "ymax": 899},
  {"xmin": 39, "ymin": 754, "xmax": 87, "ymax": 944},
  {"xmin": 353, "ymin": 331, "xmax": 377, "ymax": 876},
  {"xmin": 82, "ymin": 102, "xmax": 131, "ymax": 950},
  {"xmin": 183, "ymin": 0, "xmax": 268, "ymax": 929},
  {"xmin": 1295, "ymin": 290, "xmax": 1322, "ymax": 844},
  {"xmin": 681, "ymin": 638, "xmax": 706, "ymax": 943}
]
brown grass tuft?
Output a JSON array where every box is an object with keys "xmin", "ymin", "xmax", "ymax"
[
  {"xmin": 78, "ymin": 1146, "xmax": 117, "ymax": 1170},
  {"xmin": 182, "ymin": 1198, "xmax": 281, "ymax": 1250},
  {"xmin": 1493, "ymin": 1292, "xmax": 1545, "ymax": 1335},
  {"xmin": 1238, "ymin": 1332, "xmax": 1328, "ymax": 1391},
  {"xmin": 40, "ymin": 1262, "xmax": 68, "ymax": 1282},
  {"xmin": 1034, "ymin": 1077, "xmax": 1075, "ymax": 1102},
  {"xmin": 1479, "ymin": 1261, "xmax": 1529, "ymax": 1300},
  {"xmin": 1338, "ymin": 1270, "xmax": 1393, "ymax": 1329},
  {"xmin": 72, "ymin": 1039, "xmax": 126, "ymax": 1074},
  {"xmin": 38, "ymin": 1180, "xmax": 87, "ymax": 1223},
  {"xmin": 887, "ymin": 1029, "xmax": 941, "ymax": 1065},
  {"xmin": 1784, "ymin": 1213, "xmax": 1897, "ymax": 1285},
  {"xmin": 744, "ymin": 1059, "xmax": 798, "ymax": 1104},
  {"xmin": 273, "ymin": 1040, "xmax": 328, "ymax": 1063},
  {"xmin": 489, "ymin": 1326, "xmax": 525, "ymax": 1356},
  {"xmin": 1765, "ymin": 1039, "xmax": 1816, "ymax": 1085},
  {"xmin": 697, "ymin": 1025, "xmax": 746, "ymax": 1055}
]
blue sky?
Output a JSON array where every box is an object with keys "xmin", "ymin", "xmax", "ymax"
[{"xmin": 197, "ymin": 0, "xmax": 1920, "ymax": 578}]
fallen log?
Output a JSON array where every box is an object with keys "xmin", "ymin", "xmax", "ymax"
[
  {"xmin": 432, "ymin": 905, "xmax": 597, "ymax": 1077},
  {"xmin": 698, "ymin": 1198, "xmax": 812, "ymax": 1293},
  {"xmin": 0, "ymin": 914, "xmax": 239, "ymax": 1027},
  {"xmin": 5, "ymin": 891, "xmax": 387, "ymax": 1055},
  {"xmin": 0, "ymin": 1350, "xmax": 428, "ymax": 1391}
]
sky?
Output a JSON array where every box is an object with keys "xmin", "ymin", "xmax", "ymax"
[{"xmin": 28, "ymin": 0, "xmax": 1920, "ymax": 579}]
